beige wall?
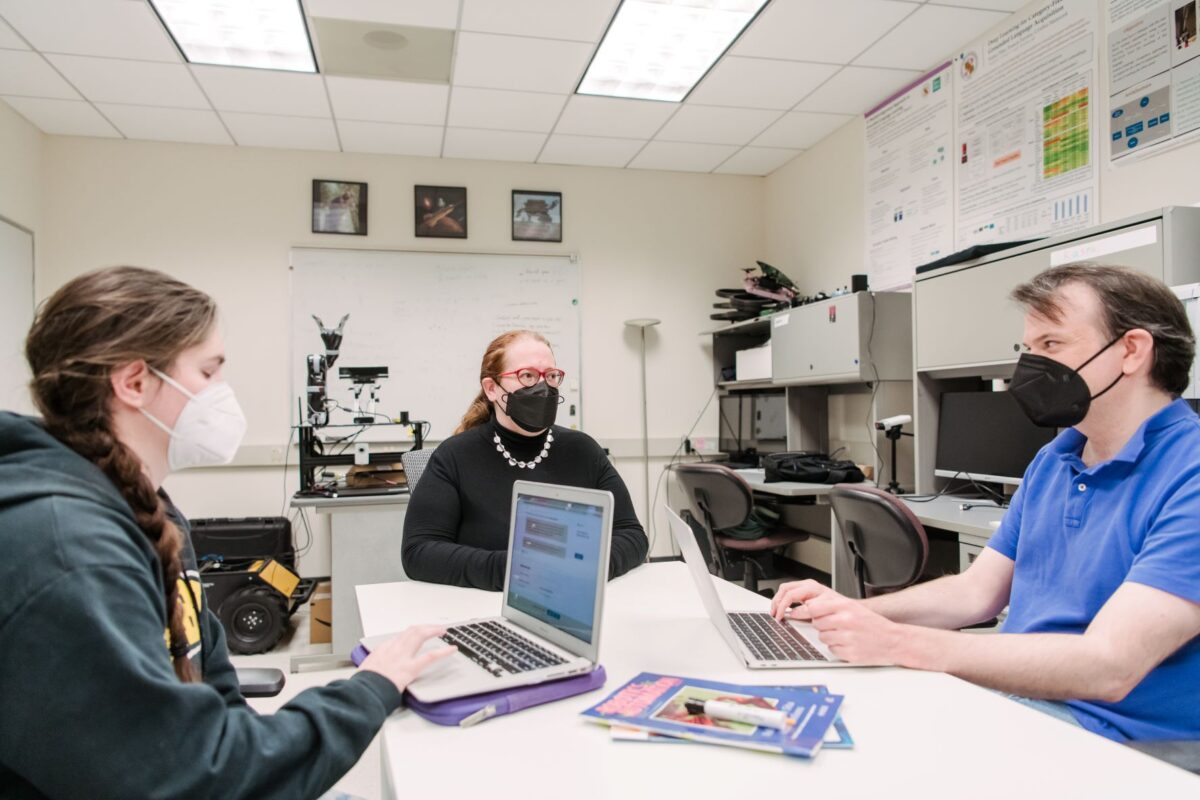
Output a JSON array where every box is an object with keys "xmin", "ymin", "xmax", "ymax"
[
  {"xmin": 36, "ymin": 136, "xmax": 763, "ymax": 570},
  {"xmin": 0, "ymin": 100, "xmax": 42, "ymax": 240}
]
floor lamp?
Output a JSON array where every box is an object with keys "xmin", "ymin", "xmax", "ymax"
[{"xmin": 624, "ymin": 318, "xmax": 660, "ymax": 535}]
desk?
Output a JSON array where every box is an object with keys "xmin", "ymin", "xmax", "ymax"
[
  {"xmin": 290, "ymin": 492, "xmax": 410, "ymax": 670},
  {"xmin": 357, "ymin": 563, "xmax": 1197, "ymax": 799},
  {"xmin": 735, "ymin": 468, "xmax": 839, "ymax": 497}
]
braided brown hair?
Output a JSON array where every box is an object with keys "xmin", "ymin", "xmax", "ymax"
[
  {"xmin": 454, "ymin": 330, "xmax": 552, "ymax": 434},
  {"xmin": 25, "ymin": 266, "xmax": 218, "ymax": 682}
]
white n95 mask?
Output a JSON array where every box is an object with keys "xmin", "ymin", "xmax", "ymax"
[{"xmin": 140, "ymin": 367, "xmax": 247, "ymax": 471}]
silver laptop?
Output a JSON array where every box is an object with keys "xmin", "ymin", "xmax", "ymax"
[
  {"xmin": 375, "ymin": 481, "xmax": 613, "ymax": 703},
  {"xmin": 668, "ymin": 507, "xmax": 854, "ymax": 669}
]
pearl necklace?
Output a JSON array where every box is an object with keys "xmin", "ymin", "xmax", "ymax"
[{"xmin": 494, "ymin": 431, "xmax": 553, "ymax": 470}]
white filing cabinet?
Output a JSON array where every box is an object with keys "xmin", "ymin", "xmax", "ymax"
[{"xmin": 771, "ymin": 292, "xmax": 912, "ymax": 385}]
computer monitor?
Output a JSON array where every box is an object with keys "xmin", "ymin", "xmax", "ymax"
[
  {"xmin": 718, "ymin": 392, "xmax": 786, "ymax": 458},
  {"xmin": 935, "ymin": 391, "xmax": 1056, "ymax": 485}
]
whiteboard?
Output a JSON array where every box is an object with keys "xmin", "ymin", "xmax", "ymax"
[
  {"xmin": 0, "ymin": 217, "xmax": 34, "ymax": 414},
  {"xmin": 290, "ymin": 248, "xmax": 582, "ymax": 442}
]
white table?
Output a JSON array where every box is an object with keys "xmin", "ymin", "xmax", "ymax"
[
  {"xmin": 735, "ymin": 468, "xmax": 845, "ymax": 497},
  {"xmin": 291, "ymin": 492, "xmax": 410, "ymax": 670},
  {"xmin": 357, "ymin": 563, "xmax": 1197, "ymax": 799}
]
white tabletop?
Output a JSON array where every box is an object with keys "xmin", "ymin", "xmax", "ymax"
[
  {"xmin": 735, "ymin": 468, "xmax": 839, "ymax": 497},
  {"xmin": 357, "ymin": 563, "xmax": 1197, "ymax": 799},
  {"xmin": 290, "ymin": 491, "xmax": 409, "ymax": 510},
  {"xmin": 900, "ymin": 494, "xmax": 1007, "ymax": 539}
]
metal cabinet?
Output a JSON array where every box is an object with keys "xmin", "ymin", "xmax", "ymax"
[
  {"xmin": 914, "ymin": 208, "xmax": 1200, "ymax": 373},
  {"xmin": 771, "ymin": 292, "xmax": 912, "ymax": 385}
]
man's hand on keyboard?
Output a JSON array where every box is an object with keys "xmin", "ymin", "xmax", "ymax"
[{"xmin": 771, "ymin": 580, "xmax": 903, "ymax": 666}]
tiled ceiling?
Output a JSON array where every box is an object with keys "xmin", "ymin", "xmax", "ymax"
[{"xmin": 0, "ymin": 0, "xmax": 1022, "ymax": 176}]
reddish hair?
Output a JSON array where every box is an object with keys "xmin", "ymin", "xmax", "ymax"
[{"xmin": 455, "ymin": 330, "xmax": 552, "ymax": 434}]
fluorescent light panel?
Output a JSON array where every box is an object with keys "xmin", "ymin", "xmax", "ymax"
[
  {"xmin": 149, "ymin": 0, "xmax": 316, "ymax": 72},
  {"xmin": 577, "ymin": 0, "xmax": 768, "ymax": 103}
]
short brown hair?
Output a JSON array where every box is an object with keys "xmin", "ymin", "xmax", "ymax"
[{"xmin": 1011, "ymin": 263, "xmax": 1195, "ymax": 396}]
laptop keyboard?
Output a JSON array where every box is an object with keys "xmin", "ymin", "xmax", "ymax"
[
  {"xmin": 441, "ymin": 621, "xmax": 567, "ymax": 678},
  {"xmin": 728, "ymin": 612, "xmax": 827, "ymax": 662}
]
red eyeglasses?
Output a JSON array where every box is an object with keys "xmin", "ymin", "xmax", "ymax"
[{"xmin": 496, "ymin": 366, "xmax": 566, "ymax": 388}]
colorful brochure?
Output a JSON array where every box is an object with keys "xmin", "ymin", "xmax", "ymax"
[{"xmin": 582, "ymin": 672, "xmax": 844, "ymax": 758}]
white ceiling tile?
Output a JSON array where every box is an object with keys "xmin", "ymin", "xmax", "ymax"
[
  {"xmin": 1, "ymin": 96, "xmax": 120, "ymax": 136},
  {"xmin": 0, "ymin": 0, "xmax": 178, "ymax": 61},
  {"xmin": 96, "ymin": 103, "xmax": 231, "ymax": 145},
  {"xmin": 713, "ymin": 146, "xmax": 802, "ymax": 175},
  {"xmin": 306, "ymin": 0, "xmax": 459, "ymax": 29},
  {"xmin": 442, "ymin": 127, "xmax": 545, "ymax": 162},
  {"xmin": 46, "ymin": 55, "xmax": 208, "ymax": 108},
  {"xmin": 454, "ymin": 32, "xmax": 592, "ymax": 93},
  {"xmin": 656, "ymin": 105, "xmax": 779, "ymax": 146},
  {"xmin": 337, "ymin": 119, "xmax": 443, "ymax": 156},
  {"xmin": 855, "ymin": 5, "xmax": 1010, "ymax": 70},
  {"xmin": 326, "ymin": 76, "xmax": 447, "ymax": 125},
  {"xmin": 192, "ymin": 65, "xmax": 330, "ymax": 117},
  {"xmin": 928, "ymin": 0, "xmax": 1027, "ymax": 10},
  {"xmin": 538, "ymin": 133, "xmax": 644, "ymax": 167},
  {"xmin": 794, "ymin": 66, "xmax": 920, "ymax": 114},
  {"xmin": 221, "ymin": 112, "xmax": 339, "ymax": 150},
  {"xmin": 0, "ymin": 17, "xmax": 28, "ymax": 49},
  {"xmin": 688, "ymin": 57, "xmax": 838, "ymax": 110},
  {"xmin": 0, "ymin": 51, "xmax": 78, "ymax": 99},
  {"xmin": 733, "ymin": 0, "xmax": 918, "ymax": 64},
  {"xmin": 751, "ymin": 110, "xmax": 854, "ymax": 148},
  {"xmin": 628, "ymin": 141, "xmax": 739, "ymax": 172},
  {"xmin": 554, "ymin": 95, "xmax": 676, "ymax": 139},
  {"xmin": 460, "ymin": 0, "xmax": 618, "ymax": 42},
  {"xmin": 448, "ymin": 87, "xmax": 567, "ymax": 133}
]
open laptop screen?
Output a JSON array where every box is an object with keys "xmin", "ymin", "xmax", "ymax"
[{"xmin": 506, "ymin": 493, "xmax": 605, "ymax": 645}]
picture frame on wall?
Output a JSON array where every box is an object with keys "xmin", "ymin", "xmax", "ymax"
[
  {"xmin": 512, "ymin": 190, "xmax": 562, "ymax": 243},
  {"xmin": 312, "ymin": 179, "xmax": 367, "ymax": 235},
  {"xmin": 415, "ymin": 185, "xmax": 468, "ymax": 238}
]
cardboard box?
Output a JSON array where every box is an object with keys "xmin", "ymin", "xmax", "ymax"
[
  {"xmin": 310, "ymin": 580, "xmax": 332, "ymax": 645},
  {"xmin": 735, "ymin": 342, "xmax": 772, "ymax": 381}
]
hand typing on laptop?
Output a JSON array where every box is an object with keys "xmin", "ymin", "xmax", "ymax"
[
  {"xmin": 771, "ymin": 580, "xmax": 905, "ymax": 667},
  {"xmin": 360, "ymin": 625, "xmax": 458, "ymax": 692}
]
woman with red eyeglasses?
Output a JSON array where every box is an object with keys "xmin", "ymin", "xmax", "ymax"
[{"xmin": 401, "ymin": 330, "xmax": 648, "ymax": 589}]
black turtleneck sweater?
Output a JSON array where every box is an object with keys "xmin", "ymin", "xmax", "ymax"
[{"xmin": 402, "ymin": 417, "xmax": 648, "ymax": 590}]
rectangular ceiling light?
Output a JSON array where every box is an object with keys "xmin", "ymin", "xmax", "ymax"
[
  {"xmin": 577, "ymin": 0, "xmax": 769, "ymax": 103},
  {"xmin": 149, "ymin": 0, "xmax": 317, "ymax": 72}
]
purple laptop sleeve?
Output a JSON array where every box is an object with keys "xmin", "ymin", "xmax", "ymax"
[{"xmin": 351, "ymin": 643, "xmax": 606, "ymax": 727}]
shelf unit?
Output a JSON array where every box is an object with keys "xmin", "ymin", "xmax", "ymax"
[
  {"xmin": 911, "ymin": 205, "xmax": 1200, "ymax": 495},
  {"xmin": 707, "ymin": 291, "xmax": 914, "ymax": 486}
]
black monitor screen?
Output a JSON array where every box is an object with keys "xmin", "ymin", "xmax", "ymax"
[
  {"xmin": 936, "ymin": 391, "xmax": 1056, "ymax": 484},
  {"xmin": 718, "ymin": 393, "xmax": 786, "ymax": 455}
]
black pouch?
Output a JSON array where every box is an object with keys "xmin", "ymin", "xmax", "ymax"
[{"xmin": 762, "ymin": 451, "xmax": 865, "ymax": 484}]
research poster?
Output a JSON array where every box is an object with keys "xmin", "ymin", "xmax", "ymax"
[
  {"xmin": 864, "ymin": 63, "xmax": 954, "ymax": 291},
  {"xmin": 1107, "ymin": 0, "xmax": 1200, "ymax": 160},
  {"xmin": 954, "ymin": 0, "xmax": 1099, "ymax": 248}
]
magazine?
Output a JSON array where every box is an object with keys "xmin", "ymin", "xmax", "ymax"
[{"xmin": 582, "ymin": 672, "xmax": 843, "ymax": 758}]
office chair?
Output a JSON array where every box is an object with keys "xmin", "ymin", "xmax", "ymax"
[
  {"xmin": 674, "ymin": 463, "xmax": 808, "ymax": 594},
  {"xmin": 827, "ymin": 484, "xmax": 928, "ymax": 599},
  {"xmin": 400, "ymin": 447, "xmax": 435, "ymax": 493}
]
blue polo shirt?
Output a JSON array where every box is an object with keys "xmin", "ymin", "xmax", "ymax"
[{"xmin": 988, "ymin": 398, "xmax": 1200, "ymax": 741}]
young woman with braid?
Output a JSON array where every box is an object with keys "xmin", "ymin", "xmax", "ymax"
[
  {"xmin": 402, "ymin": 330, "xmax": 648, "ymax": 589},
  {"xmin": 0, "ymin": 266, "xmax": 453, "ymax": 799}
]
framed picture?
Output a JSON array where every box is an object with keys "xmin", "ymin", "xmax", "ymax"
[
  {"xmin": 414, "ymin": 185, "xmax": 467, "ymax": 238},
  {"xmin": 312, "ymin": 179, "xmax": 367, "ymax": 235},
  {"xmin": 512, "ymin": 190, "xmax": 562, "ymax": 243}
]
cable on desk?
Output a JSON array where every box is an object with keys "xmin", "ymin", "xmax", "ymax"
[{"xmin": 649, "ymin": 387, "xmax": 717, "ymax": 556}]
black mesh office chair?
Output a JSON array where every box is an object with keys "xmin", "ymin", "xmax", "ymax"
[
  {"xmin": 674, "ymin": 463, "xmax": 808, "ymax": 594},
  {"xmin": 401, "ymin": 447, "xmax": 435, "ymax": 493}
]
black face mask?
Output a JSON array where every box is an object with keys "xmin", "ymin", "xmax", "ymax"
[
  {"xmin": 1008, "ymin": 334, "xmax": 1126, "ymax": 428},
  {"xmin": 500, "ymin": 381, "xmax": 562, "ymax": 433}
]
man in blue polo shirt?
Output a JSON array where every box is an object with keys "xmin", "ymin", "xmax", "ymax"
[{"xmin": 771, "ymin": 264, "xmax": 1200, "ymax": 742}]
